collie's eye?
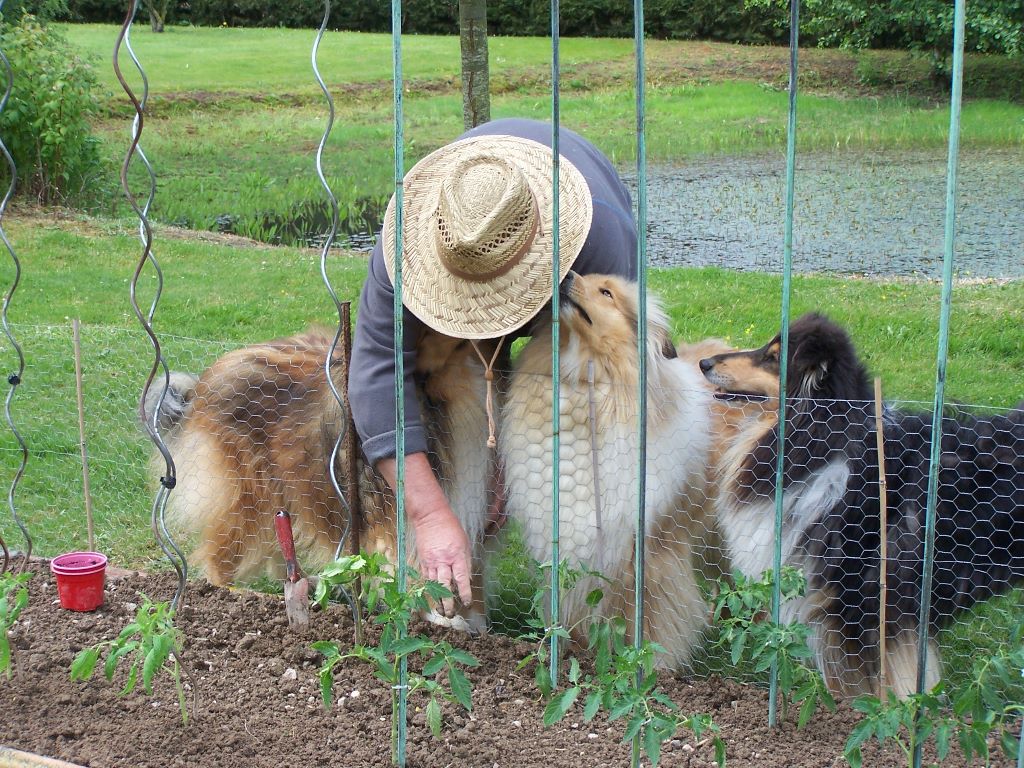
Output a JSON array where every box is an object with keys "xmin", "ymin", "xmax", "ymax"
[{"xmin": 600, "ymin": 288, "xmax": 613, "ymax": 299}]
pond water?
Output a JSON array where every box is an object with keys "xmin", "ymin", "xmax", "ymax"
[
  {"xmin": 328, "ymin": 149, "xmax": 1021, "ymax": 280},
  {"xmin": 633, "ymin": 149, "xmax": 1023, "ymax": 279}
]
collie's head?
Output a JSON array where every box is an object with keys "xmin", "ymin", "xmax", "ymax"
[
  {"xmin": 699, "ymin": 312, "xmax": 871, "ymax": 402},
  {"xmin": 556, "ymin": 271, "xmax": 677, "ymax": 382}
]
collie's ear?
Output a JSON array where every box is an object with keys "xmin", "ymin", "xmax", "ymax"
[{"xmin": 661, "ymin": 336, "xmax": 678, "ymax": 359}]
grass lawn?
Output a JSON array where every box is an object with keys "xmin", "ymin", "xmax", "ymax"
[{"xmin": 46, "ymin": 25, "xmax": 1024, "ymax": 242}]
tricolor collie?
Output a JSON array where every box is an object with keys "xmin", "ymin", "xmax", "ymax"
[
  {"xmin": 499, "ymin": 272, "xmax": 715, "ymax": 669},
  {"xmin": 700, "ymin": 312, "xmax": 1024, "ymax": 697},
  {"xmin": 148, "ymin": 328, "xmax": 493, "ymax": 631}
]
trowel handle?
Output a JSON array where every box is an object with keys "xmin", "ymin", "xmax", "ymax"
[{"xmin": 274, "ymin": 510, "xmax": 300, "ymax": 583}]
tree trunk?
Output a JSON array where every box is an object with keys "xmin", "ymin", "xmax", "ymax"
[
  {"xmin": 144, "ymin": 0, "xmax": 166, "ymax": 32},
  {"xmin": 459, "ymin": 0, "xmax": 490, "ymax": 130}
]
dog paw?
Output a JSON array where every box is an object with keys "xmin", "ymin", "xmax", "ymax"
[{"xmin": 422, "ymin": 608, "xmax": 486, "ymax": 637}]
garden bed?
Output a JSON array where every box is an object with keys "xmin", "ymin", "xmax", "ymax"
[{"xmin": 1, "ymin": 562, "xmax": 1015, "ymax": 768}]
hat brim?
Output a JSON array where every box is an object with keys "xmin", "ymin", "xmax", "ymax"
[{"xmin": 382, "ymin": 134, "xmax": 593, "ymax": 340}]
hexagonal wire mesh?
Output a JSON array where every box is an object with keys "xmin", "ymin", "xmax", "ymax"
[{"xmin": 3, "ymin": 310, "xmax": 1008, "ymax": 704}]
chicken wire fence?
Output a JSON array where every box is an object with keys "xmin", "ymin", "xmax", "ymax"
[
  {"xmin": 0, "ymin": 322, "xmax": 1020, "ymax": 706},
  {"xmin": 1, "ymin": 0, "xmax": 1022, "ymax": 763}
]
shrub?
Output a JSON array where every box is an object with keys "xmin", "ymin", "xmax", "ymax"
[
  {"xmin": 0, "ymin": 16, "xmax": 104, "ymax": 205},
  {"xmin": 0, "ymin": 0, "xmax": 68, "ymax": 23}
]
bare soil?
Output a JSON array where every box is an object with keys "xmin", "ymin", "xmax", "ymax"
[{"xmin": 1, "ymin": 562, "xmax": 1016, "ymax": 768}]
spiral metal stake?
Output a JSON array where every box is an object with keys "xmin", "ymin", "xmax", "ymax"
[
  {"xmin": 0, "ymin": 0, "xmax": 31, "ymax": 577},
  {"xmin": 123, "ymin": 19, "xmax": 190, "ymax": 595},
  {"xmin": 312, "ymin": 0, "xmax": 360, "ymax": 638},
  {"xmin": 115, "ymin": 0, "xmax": 187, "ymax": 609}
]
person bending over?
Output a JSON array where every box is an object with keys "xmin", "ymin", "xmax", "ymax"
[{"xmin": 349, "ymin": 117, "xmax": 637, "ymax": 615}]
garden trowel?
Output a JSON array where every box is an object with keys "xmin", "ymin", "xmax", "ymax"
[{"xmin": 274, "ymin": 510, "xmax": 310, "ymax": 630}]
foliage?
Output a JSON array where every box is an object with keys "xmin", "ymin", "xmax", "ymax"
[
  {"xmin": 844, "ymin": 686, "xmax": 956, "ymax": 768},
  {"xmin": 712, "ymin": 567, "xmax": 836, "ymax": 728},
  {"xmin": 70, "ymin": 595, "xmax": 191, "ymax": 724},
  {"xmin": 747, "ymin": 0, "xmax": 1023, "ymax": 70},
  {"xmin": 0, "ymin": 571, "xmax": 31, "ymax": 679},
  {"xmin": 515, "ymin": 559, "xmax": 726, "ymax": 767},
  {"xmin": 0, "ymin": 0, "xmax": 68, "ymax": 22},
  {"xmin": 844, "ymin": 621, "xmax": 1024, "ymax": 768},
  {"xmin": 312, "ymin": 553, "xmax": 480, "ymax": 759},
  {"xmin": 0, "ymin": 16, "xmax": 104, "ymax": 205},
  {"xmin": 514, "ymin": 558, "xmax": 607, "ymax": 699}
]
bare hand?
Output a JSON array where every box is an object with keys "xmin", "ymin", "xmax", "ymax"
[
  {"xmin": 413, "ymin": 507, "xmax": 473, "ymax": 617},
  {"xmin": 377, "ymin": 452, "xmax": 473, "ymax": 615}
]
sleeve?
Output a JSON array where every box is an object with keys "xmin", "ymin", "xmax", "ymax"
[{"xmin": 348, "ymin": 239, "xmax": 429, "ymax": 466}]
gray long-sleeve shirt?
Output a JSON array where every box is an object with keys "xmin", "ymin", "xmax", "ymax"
[{"xmin": 349, "ymin": 118, "xmax": 638, "ymax": 466}]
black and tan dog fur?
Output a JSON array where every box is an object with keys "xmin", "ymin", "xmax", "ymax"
[{"xmin": 699, "ymin": 312, "xmax": 1024, "ymax": 697}]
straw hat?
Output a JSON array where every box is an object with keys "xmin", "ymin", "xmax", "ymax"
[{"xmin": 381, "ymin": 134, "xmax": 593, "ymax": 340}]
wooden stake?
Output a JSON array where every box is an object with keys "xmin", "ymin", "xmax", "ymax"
[
  {"xmin": 874, "ymin": 376, "xmax": 888, "ymax": 696},
  {"xmin": 339, "ymin": 301, "xmax": 363, "ymax": 644},
  {"xmin": 73, "ymin": 319, "xmax": 95, "ymax": 553}
]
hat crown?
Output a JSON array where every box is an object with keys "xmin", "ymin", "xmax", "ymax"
[{"xmin": 435, "ymin": 153, "xmax": 538, "ymax": 281}]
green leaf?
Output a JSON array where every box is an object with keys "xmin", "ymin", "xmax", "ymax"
[
  {"xmin": 583, "ymin": 691, "xmax": 602, "ymax": 722},
  {"xmin": 623, "ymin": 713, "xmax": 645, "ymax": 743},
  {"xmin": 844, "ymin": 745, "xmax": 862, "ymax": 768},
  {"xmin": 542, "ymin": 687, "xmax": 579, "ymax": 726},
  {"xmin": 121, "ymin": 661, "xmax": 139, "ymax": 695},
  {"xmin": 70, "ymin": 647, "xmax": 100, "ymax": 681},
  {"xmin": 142, "ymin": 634, "xmax": 173, "ymax": 694},
  {"xmin": 797, "ymin": 691, "xmax": 817, "ymax": 729},
  {"xmin": 730, "ymin": 631, "xmax": 747, "ymax": 665},
  {"xmin": 568, "ymin": 657, "xmax": 580, "ymax": 684},
  {"xmin": 643, "ymin": 723, "xmax": 664, "ymax": 767},
  {"xmin": 934, "ymin": 722, "xmax": 951, "ymax": 761},
  {"xmin": 713, "ymin": 736, "xmax": 727, "ymax": 768},
  {"xmin": 607, "ymin": 696, "xmax": 635, "ymax": 722},
  {"xmin": 999, "ymin": 728, "xmax": 1018, "ymax": 758},
  {"xmin": 390, "ymin": 635, "xmax": 431, "ymax": 658},
  {"xmin": 425, "ymin": 697, "xmax": 443, "ymax": 739},
  {"xmin": 535, "ymin": 662, "xmax": 552, "ymax": 699},
  {"xmin": 311, "ymin": 640, "xmax": 340, "ymax": 657},
  {"xmin": 422, "ymin": 654, "xmax": 447, "ymax": 678},
  {"xmin": 446, "ymin": 649, "xmax": 479, "ymax": 667},
  {"xmin": 319, "ymin": 668, "xmax": 334, "ymax": 708},
  {"xmin": 104, "ymin": 640, "xmax": 139, "ymax": 681},
  {"xmin": 448, "ymin": 667, "xmax": 472, "ymax": 711}
]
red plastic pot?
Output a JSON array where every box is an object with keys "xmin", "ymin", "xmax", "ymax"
[{"xmin": 50, "ymin": 551, "xmax": 108, "ymax": 611}]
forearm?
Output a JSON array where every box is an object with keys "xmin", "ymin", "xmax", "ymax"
[{"xmin": 376, "ymin": 452, "xmax": 456, "ymax": 529}]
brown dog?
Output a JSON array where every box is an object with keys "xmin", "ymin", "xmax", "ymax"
[{"xmin": 149, "ymin": 327, "xmax": 493, "ymax": 632}]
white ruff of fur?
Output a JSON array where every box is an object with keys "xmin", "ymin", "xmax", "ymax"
[
  {"xmin": 416, "ymin": 363, "xmax": 491, "ymax": 633},
  {"xmin": 501, "ymin": 307, "xmax": 713, "ymax": 669},
  {"xmin": 717, "ymin": 454, "xmax": 941, "ymax": 697}
]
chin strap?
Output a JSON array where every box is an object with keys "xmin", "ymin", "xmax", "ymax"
[{"xmin": 470, "ymin": 337, "xmax": 505, "ymax": 449}]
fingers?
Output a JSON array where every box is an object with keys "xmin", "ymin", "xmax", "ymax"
[
  {"xmin": 451, "ymin": 556, "xmax": 473, "ymax": 613},
  {"xmin": 434, "ymin": 563, "xmax": 456, "ymax": 617}
]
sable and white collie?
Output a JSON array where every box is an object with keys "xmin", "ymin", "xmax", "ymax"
[
  {"xmin": 499, "ymin": 271, "xmax": 715, "ymax": 669},
  {"xmin": 148, "ymin": 328, "xmax": 494, "ymax": 631},
  {"xmin": 700, "ymin": 312, "xmax": 1024, "ymax": 697}
]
